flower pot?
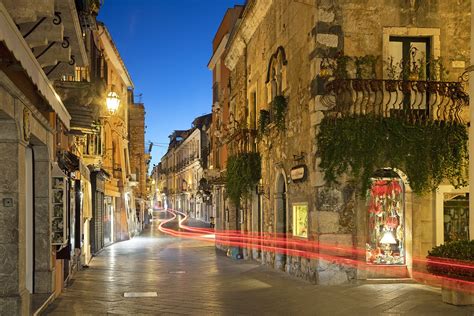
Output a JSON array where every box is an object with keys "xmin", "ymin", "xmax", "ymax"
[{"xmin": 441, "ymin": 278, "xmax": 474, "ymax": 306}]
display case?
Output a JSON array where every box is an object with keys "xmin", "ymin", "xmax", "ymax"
[
  {"xmin": 52, "ymin": 176, "xmax": 67, "ymax": 245},
  {"xmin": 366, "ymin": 177, "xmax": 405, "ymax": 265},
  {"xmin": 292, "ymin": 203, "xmax": 308, "ymax": 238}
]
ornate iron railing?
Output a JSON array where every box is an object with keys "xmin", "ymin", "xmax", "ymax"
[{"xmin": 321, "ymin": 79, "xmax": 469, "ymax": 124}]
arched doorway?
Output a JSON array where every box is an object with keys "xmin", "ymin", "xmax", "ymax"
[
  {"xmin": 366, "ymin": 169, "xmax": 405, "ymax": 266},
  {"xmin": 275, "ymin": 172, "xmax": 287, "ymax": 270}
]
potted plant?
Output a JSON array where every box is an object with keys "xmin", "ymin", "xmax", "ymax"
[{"xmin": 427, "ymin": 240, "xmax": 474, "ymax": 305}]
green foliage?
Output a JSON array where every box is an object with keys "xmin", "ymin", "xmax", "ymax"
[
  {"xmin": 258, "ymin": 110, "xmax": 270, "ymax": 135},
  {"xmin": 272, "ymin": 95, "xmax": 287, "ymax": 131},
  {"xmin": 354, "ymin": 55, "xmax": 378, "ymax": 79},
  {"xmin": 226, "ymin": 152, "xmax": 261, "ymax": 207},
  {"xmin": 316, "ymin": 115, "xmax": 468, "ymax": 194},
  {"xmin": 427, "ymin": 240, "xmax": 474, "ymax": 280},
  {"xmin": 334, "ymin": 55, "xmax": 351, "ymax": 79}
]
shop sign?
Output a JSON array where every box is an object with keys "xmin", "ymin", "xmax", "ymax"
[{"xmin": 290, "ymin": 165, "xmax": 307, "ymax": 182}]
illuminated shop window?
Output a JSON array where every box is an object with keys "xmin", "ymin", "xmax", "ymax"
[
  {"xmin": 293, "ymin": 203, "xmax": 308, "ymax": 238},
  {"xmin": 443, "ymin": 193, "xmax": 469, "ymax": 243},
  {"xmin": 366, "ymin": 171, "xmax": 405, "ymax": 265}
]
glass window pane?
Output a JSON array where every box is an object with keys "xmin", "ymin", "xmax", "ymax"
[{"xmin": 443, "ymin": 193, "xmax": 469, "ymax": 242}]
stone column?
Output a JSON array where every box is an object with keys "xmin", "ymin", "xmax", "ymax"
[
  {"xmin": 0, "ymin": 117, "xmax": 28, "ymax": 315},
  {"xmin": 32, "ymin": 145, "xmax": 54, "ymax": 294}
]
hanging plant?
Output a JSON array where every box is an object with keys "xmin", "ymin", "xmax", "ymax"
[
  {"xmin": 226, "ymin": 152, "xmax": 261, "ymax": 207},
  {"xmin": 272, "ymin": 95, "xmax": 287, "ymax": 131},
  {"xmin": 258, "ymin": 109, "xmax": 270, "ymax": 136},
  {"xmin": 316, "ymin": 115, "xmax": 468, "ymax": 194}
]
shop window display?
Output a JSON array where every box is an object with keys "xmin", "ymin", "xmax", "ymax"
[
  {"xmin": 293, "ymin": 203, "xmax": 308, "ymax": 238},
  {"xmin": 366, "ymin": 176, "xmax": 405, "ymax": 265},
  {"xmin": 443, "ymin": 193, "xmax": 469, "ymax": 242}
]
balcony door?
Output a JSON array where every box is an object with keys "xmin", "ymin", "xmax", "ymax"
[{"xmin": 389, "ymin": 36, "xmax": 431, "ymax": 117}]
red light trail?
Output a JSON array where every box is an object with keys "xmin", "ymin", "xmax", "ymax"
[{"xmin": 156, "ymin": 208, "xmax": 474, "ymax": 293}]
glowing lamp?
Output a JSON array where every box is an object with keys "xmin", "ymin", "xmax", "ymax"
[
  {"xmin": 106, "ymin": 91, "xmax": 120, "ymax": 114},
  {"xmin": 380, "ymin": 231, "xmax": 397, "ymax": 245}
]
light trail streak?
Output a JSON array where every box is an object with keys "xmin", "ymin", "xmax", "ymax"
[{"xmin": 158, "ymin": 209, "xmax": 474, "ymax": 292}]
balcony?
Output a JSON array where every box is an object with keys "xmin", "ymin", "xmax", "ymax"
[{"xmin": 321, "ymin": 79, "xmax": 468, "ymax": 124}]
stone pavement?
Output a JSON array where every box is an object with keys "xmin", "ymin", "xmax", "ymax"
[{"xmin": 44, "ymin": 212, "xmax": 474, "ymax": 316}]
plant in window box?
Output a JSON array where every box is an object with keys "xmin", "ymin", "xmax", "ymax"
[
  {"xmin": 384, "ymin": 57, "xmax": 399, "ymax": 92},
  {"xmin": 354, "ymin": 55, "xmax": 379, "ymax": 80},
  {"xmin": 427, "ymin": 240, "xmax": 474, "ymax": 305},
  {"xmin": 329, "ymin": 54, "xmax": 352, "ymax": 79},
  {"xmin": 428, "ymin": 57, "xmax": 450, "ymax": 81}
]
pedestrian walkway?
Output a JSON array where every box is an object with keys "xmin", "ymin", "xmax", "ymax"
[{"xmin": 44, "ymin": 214, "xmax": 474, "ymax": 315}]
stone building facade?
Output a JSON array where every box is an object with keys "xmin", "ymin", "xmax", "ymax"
[
  {"xmin": 214, "ymin": 0, "xmax": 472, "ymax": 285},
  {"xmin": 0, "ymin": 1, "xmax": 146, "ymax": 314},
  {"xmin": 208, "ymin": 5, "xmax": 244, "ymax": 250},
  {"xmin": 128, "ymin": 100, "xmax": 150, "ymax": 228},
  {"xmin": 0, "ymin": 0, "xmax": 89, "ymax": 313}
]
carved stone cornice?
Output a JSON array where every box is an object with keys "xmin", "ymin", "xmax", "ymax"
[{"xmin": 224, "ymin": 0, "xmax": 272, "ymax": 71}]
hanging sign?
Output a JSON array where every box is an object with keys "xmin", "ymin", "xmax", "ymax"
[{"xmin": 290, "ymin": 165, "xmax": 307, "ymax": 182}]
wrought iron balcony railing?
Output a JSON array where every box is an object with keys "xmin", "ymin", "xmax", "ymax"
[{"xmin": 321, "ymin": 79, "xmax": 469, "ymax": 124}]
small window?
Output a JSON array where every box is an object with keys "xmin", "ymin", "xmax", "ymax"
[
  {"xmin": 293, "ymin": 203, "xmax": 308, "ymax": 238},
  {"xmin": 443, "ymin": 193, "xmax": 469, "ymax": 243}
]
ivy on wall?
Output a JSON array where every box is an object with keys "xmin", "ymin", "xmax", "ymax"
[
  {"xmin": 226, "ymin": 152, "xmax": 262, "ymax": 207},
  {"xmin": 272, "ymin": 95, "xmax": 287, "ymax": 131},
  {"xmin": 316, "ymin": 115, "xmax": 468, "ymax": 194},
  {"xmin": 258, "ymin": 96, "xmax": 287, "ymax": 136}
]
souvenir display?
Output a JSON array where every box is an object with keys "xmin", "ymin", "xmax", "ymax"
[
  {"xmin": 366, "ymin": 178, "xmax": 405, "ymax": 265},
  {"xmin": 52, "ymin": 177, "xmax": 66, "ymax": 245},
  {"xmin": 293, "ymin": 203, "xmax": 308, "ymax": 238}
]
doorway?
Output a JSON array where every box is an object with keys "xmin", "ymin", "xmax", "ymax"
[{"xmin": 275, "ymin": 173, "xmax": 287, "ymax": 270}]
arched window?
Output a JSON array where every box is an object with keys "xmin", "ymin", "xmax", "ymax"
[
  {"xmin": 266, "ymin": 46, "xmax": 287, "ymax": 103},
  {"xmin": 366, "ymin": 169, "xmax": 405, "ymax": 265}
]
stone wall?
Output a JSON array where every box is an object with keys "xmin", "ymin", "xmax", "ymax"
[
  {"xmin": 128, "ymin": 103, "xmax": 146, "ymax": 199},
  {"xmin": 0, "ymin": 73, "xmax": 55, "ymax": 315}
]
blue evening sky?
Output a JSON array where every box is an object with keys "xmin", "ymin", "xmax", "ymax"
[{"xmin": 98, "ymin": 0, "xmax": 244, "ymax": 166}]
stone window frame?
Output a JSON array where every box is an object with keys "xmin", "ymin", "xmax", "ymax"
[
  {"xmin": 382, "ymin": 27, "xmax": 440, "ymax": 79},
  {"xmin": 265, "ymin": 46, "xmax": 288, "ymax": 104},
  {"xmin": 434, "ymin": 185, "xmax": 470, "ymax": 246}
]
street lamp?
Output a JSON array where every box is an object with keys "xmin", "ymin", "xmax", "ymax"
[{"xmin": 106, "ymin": 91, "xmax": 120, "ymax": 114}]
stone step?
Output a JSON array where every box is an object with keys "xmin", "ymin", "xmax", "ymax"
[{"xmin": 360, "ymin": 278, "xmax": 417, "ymax": 284}]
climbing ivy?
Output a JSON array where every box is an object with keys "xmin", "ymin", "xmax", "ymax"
[
  {"xmin": 226, "ymin": 152, "xmax": 262, "ymax": 207},
  {"xmin": 258, "ymin": 109, "xmax": 270, "ymax": 136},
  {"xmin": 316, "ymin": 115, "xmax": 468, "ymax": 194},
  {"xmin": 272, "ymin": 95, "xmax": 287, "ymax": 131}
]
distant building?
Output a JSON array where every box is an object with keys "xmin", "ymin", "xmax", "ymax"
[{"xmin": 156, "ymin": 114, "xmax": 212, "ymax": 221}]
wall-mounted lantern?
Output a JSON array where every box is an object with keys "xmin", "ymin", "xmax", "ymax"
[{"xmin": 106, "ymin": 91, "xmax": 120, "ymax": 114}]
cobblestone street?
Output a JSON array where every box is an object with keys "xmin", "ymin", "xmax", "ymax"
[{"xmin": 42, "ymin": 212, "xmax": 474, "ymax": 315}]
